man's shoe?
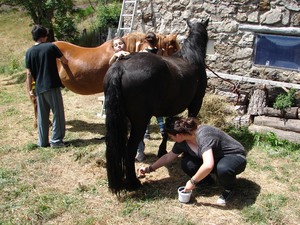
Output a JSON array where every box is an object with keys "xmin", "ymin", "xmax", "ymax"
[
  {"xmin": 50, "ymin": 142, "xmax": 70, "ymax": 148},
  {"xmin": 216, "ymin": 190, "xmax": 234, "ymax": 206}
]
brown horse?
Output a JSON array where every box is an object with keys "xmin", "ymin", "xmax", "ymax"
[
  {"xmin": 55, "ymin": 40, "xmax": 113, "ymax": 95},
  {"xmin": 29, "ymin": 33, "xmax": 179, "ymax": 127},
  {"xmin": 123, "ymin": 33, "xmax": 179, "ymax": 56}
]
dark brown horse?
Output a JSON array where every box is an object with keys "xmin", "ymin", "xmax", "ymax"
[{"xmin": 104, "ymin": 19, "xmax": 209, "ymax": 194}]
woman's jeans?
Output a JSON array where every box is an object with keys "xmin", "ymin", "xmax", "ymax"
[
  {"xmin": 181, "ymin": 153, "xmax": 247, "ymax": 190},
  {"xmin": 137, "ymin": 117, "xmax": 164, "ymax": 154}
]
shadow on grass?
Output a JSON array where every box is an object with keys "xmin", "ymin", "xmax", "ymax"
[
  {"xmin": 67, "ymin": 137, "xmax": 105, "ymax": 147},
  {"xmin": 193, "ymin": 178, "xmax": 261, "ymax": 210},
  {"xmin": 66, "ymin": 119, "xmax": 106, "ymax": 136},
  {"xmin": 24, "ymin": 137, "xmax": 106, "ymax": 150}
]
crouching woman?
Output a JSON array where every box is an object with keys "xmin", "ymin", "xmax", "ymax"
[{"xmin": 139, "ymin": 116, "xmax": 247, "ymax": 206}]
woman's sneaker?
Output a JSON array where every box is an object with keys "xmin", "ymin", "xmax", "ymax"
[
  {"xmin": 144, "ymin": 134, "xmax": 151, "ymax": 140},
  {"xmin": 216, "ymin": 190, "xmax": 234, "ymax": 206},
  {"xmin": 135, "ymin": 152, "xmax": 146, "ymax": 162}
]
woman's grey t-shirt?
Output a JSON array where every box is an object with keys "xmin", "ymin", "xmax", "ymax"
[{"xmin": 172, "ymin": 125, "xmax": 245, "ymax": 161}]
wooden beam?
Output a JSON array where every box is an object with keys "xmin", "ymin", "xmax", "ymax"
[
  {"xmin": 239, "ymin": 24, "xmax": 300, "ymax": 36},
  {"xmin": 207, "ymin": 71, "xmax": 300, "ymax": 90},
  {"xmin": 253, "ymin": 116, "xmax": 300, "ymax": 133},
  {"xmin": 249, "ymin": 124, "xmax": 300, "ymax": 144}
]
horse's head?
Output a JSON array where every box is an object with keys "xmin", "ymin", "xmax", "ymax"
[
  {"xmin": 186, "ymin": 18, "xmax": 209, "ymax": 47},
  {"xmin": 187, "ymin": 18, "xmax": 209, "ymax": 30},
  {"xmin": 163, "ymin": 34, "xmax": 179, "ymax": 56},
  {"xmin": 123, "ymin": 33, "xmax": 145, "ymax": 53}
]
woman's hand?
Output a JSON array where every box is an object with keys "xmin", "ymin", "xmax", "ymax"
[
  {"xmin": 137, "ymin": 166, "xmax": 154, "ymax": 178},
  {"xmin": 184, "ymin": 179, "xmax": 196, "ymax": 192},
  {"xmin": 137, "ymin": 167, "xmax": 147, "ymax": 178}
]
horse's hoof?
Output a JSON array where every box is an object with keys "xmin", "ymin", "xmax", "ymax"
[{"xmin": 126, "ymin": 178, "xmax": 142, "ymax": 191}]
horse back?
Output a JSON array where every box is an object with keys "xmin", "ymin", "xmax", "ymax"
[
  {"xmin": 113, "ymin": 53, "xmax": 201, "ymax": 116},
  {"xmin": 54, "ymin": 41, "xmax": 114, "ymax": 95}
]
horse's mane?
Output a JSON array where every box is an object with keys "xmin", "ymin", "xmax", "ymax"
[{"xmin": 174, "ymin": 22, "xmax": 208, "ymax": 65}]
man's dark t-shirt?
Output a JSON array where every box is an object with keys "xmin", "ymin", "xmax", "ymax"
[
  {"xmin": 25, "ymin": 42, "xmax": 63, "ymax": 95},
  {"xmin": 172, "ymin": 125, "xmax": 245, "ymax": 161}
]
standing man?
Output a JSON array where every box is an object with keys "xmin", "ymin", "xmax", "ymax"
[{"xmin": 26, "ymin": 25, "xmax": 69, "ymax": 148}]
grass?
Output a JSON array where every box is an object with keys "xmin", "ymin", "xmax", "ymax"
[
  {"xmin": 0, "ymin": 8, "xmax": 32, "ymax": 74},
  {"xmin": 0, "ymin": 7, "xmax": 300, "ymax": 225}
]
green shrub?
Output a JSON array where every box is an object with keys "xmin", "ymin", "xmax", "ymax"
[
  {"xmin": 253, "ymin": 131, "xmax": 300, "ymax": 158},
  {"xmin": 273, "ymin": 88, "xmax": 296, "ymax": 111},
  {"xmin": 75, "ymin": 6, "xmax": 95, "ymax": 19},
  {"xmin": 95, "ymin": 1, "xmax": 121, "ymax": 30}
]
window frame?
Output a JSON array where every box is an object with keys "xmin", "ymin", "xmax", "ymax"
[{"xmin": 253, "ymin": 33, "xmax": 300, "ymax": 71}]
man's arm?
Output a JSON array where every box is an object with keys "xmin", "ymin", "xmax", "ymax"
[{"xmin": 59, "ymin": 55, "xmax": 68, "ymax": 65}]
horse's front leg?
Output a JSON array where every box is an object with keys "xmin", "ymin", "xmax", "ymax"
[
  {"xmin": 157, "ymin": 132, "xmax": 168, "ymax": 158},
  {"xmin": 188, "ymin": 78, "xmax": 207, "ymax": 117}
]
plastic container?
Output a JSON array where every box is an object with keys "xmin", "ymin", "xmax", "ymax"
[{"xmin": 178, "ymin": 186, "xmax": 192, "ymax": 203}]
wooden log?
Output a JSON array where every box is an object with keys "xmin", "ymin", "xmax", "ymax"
[
  {"xmin": 263, "ymin": 107, "xmax": 298, "ymax": 119},
  {"xmin": 214, "ymin": 89, "xmax": 248, "ymax": 105},
  {"xmin": 248, "ymin": 124, "xmax": 300, "ymax": 144},
  {"xmin": 248, "ymin": 86, "xmax": 268, "ymax": 116},
  {"xmin": 253, "ymin": 116, "xmax": 300, "ymax": 133}
]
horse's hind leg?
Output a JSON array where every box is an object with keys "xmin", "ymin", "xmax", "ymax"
[{"xmin": 125, "ymin": 122, "xmax": 148, "ymax": 190}]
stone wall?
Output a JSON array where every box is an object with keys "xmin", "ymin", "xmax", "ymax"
[{"xmin": 131, "ymin": 0, "xmax": 300, "ymax": 89}]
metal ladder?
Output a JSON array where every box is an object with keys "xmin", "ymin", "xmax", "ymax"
[{"xmin": 117, "ymin": 0, "xmax": 139, "ymax": 36}]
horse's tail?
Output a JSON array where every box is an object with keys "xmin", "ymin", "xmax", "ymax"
[{"xmin": 104, "ymin": 65, "xmax": 128, "ymax": 195}]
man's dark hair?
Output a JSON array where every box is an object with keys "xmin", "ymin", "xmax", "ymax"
[{"xmin": 31, "ymin": 25, "xmax": 48, "ymax": 42}]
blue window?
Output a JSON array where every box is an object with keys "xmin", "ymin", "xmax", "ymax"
[{"xmin": 254, "ymin": 34, "xmax": 300, "ymax": 71}]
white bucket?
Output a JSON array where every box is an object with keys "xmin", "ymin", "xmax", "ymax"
[{"xmin": 178, "ymin": 186, "xmax": 192, "ymax": 203}]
